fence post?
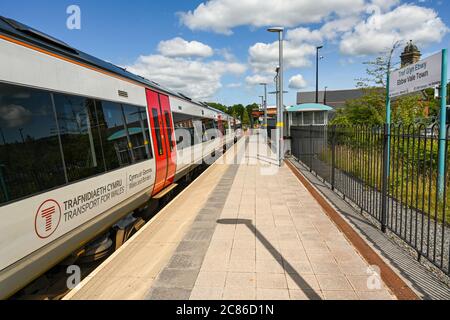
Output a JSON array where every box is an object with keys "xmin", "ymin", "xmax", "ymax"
[
  {"xmin": 331, "ymin": 125, "xmax": 336, "ymax": 191},
  {"xmin": 380, "ymin": 124, "xmax": 389, "ymax": 233}
]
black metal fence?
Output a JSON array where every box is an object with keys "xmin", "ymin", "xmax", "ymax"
[{"xmin": 291, "ymin": 124, "xmax": 450, "ymax": 276}]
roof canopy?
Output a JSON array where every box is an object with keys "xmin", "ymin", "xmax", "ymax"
[{"xmin": 286, "ymin": 103, "xmax": 333, "ymax": 112}]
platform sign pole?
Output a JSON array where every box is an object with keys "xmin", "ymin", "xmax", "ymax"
[
  {"xmin": 438, "ymin": 48, "xmax": 448, "ymax": 198},
  {"xmin": 385, "ymin": 63, "xmax": 391, "ymax": 178},
  {"xmin": 385, "ymin": 43, "xmax": 401, "ymax": 179},
  {"xmin": 381, "ymin": 65, "xmax": 392, "ymax": 233}
]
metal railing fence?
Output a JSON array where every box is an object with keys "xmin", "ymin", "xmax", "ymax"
[{"xmin": 291, "ymin": 124, "xmax": 450, "ymax": 276}]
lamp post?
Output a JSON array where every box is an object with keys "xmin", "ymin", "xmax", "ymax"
[
  {"xmin": 315, "ymin": 45, "xmax": 323, "ymax": 104},
  {"xmin": 268, "ymin": 27, "xmax": 284, "ymax": 166},
  {"xmin": 324, "ymin": 86, "xmax": 328, "ymax": 105},
  {"xmin": 259, "ymin": 83, "xmax": 268, "ymax": 132},
  {"xmin": 259, "ymin": 95, "xmax": 264, "ymax": 127}
]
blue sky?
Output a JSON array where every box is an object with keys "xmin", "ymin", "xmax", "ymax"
[{"xmin": 1, "ymin": 0, "xmax": 449, "ymax": 107}]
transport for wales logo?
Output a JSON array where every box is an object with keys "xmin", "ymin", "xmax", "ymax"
[{"xmin": 34, "ymin": 199, "xmax": 62, "ymax": 239}]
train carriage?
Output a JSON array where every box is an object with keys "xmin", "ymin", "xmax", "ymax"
[{"xmin": 0, "ymin": 16, "xmax": 239, "ymax": 298}]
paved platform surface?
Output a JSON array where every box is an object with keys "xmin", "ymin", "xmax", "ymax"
[{"xmin": 66, "ymin": 134, "xmax": 396, "ymax": 300}]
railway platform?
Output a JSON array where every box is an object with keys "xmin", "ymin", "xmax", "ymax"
[{"xmin": 64, "ymin": 133, "xmax": 415, "ymax": 300}]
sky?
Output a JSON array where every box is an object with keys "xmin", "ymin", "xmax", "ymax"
[{"xmin": 1, "ymin": 0, "xmax": 450, "ymax": 107}]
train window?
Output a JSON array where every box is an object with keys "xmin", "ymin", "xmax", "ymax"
[
  {"xmin": 202, "ymin": 118, "xmax": 216, "ymax": 141},
  {"xmin": 54, "ymin": 94, "xmax": 105, "ymax": 183},
  {"xmin": 96, "ymin": 101, "xmax": 127, "ymax": 170},
  {"xmin": 172, "ymin": 112, "xmax": 204, "ymax": 147},
  {"xmin": 214, "ymin": 119, "xmax": 226, "ymax": 135},
  {"xmin": 192, "ymin": 118, "xmax": 203, "ymax": 145},
  {"xmin": 203, "ymin": 118, "xmax": 215, "ymax": 131},
  {"xmin": 164, "ymin": 111, "xmax": 174, "ymax": 152},
  {"xmin": 122, "ymin": 104, "xmax": 153, "ymax": 162},
  {"xmin": 139, "ymin": 107, "xmax": 153, "ymax": 159},
  {"xmin": 172, "ymin": 112, "xmax": 191, "ymax": 129},
  {"xmin": 173, "ymin": 112, "xmax": 194, "ymax": 149},
  {"xmin": 152, "ymin": 108, "xmax": 164, "ymax": 156},
  {"xmin": 0, "ymin": 83, "xmax": 66, "ymax": 205}
]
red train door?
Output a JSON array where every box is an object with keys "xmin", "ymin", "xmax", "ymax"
[
  {"xmin": 159, "ymin": 94, "xmax": 177, "ymax": 188},
  {"xmin": 146, "ymin": 89, "xmax": 176, "ymax": 195},
  {"xmin": 217, "ymin": 115, "xmax": 224, "ymax": 135}
]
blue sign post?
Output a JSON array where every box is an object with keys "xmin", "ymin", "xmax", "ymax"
[
  {"xmin": 385, "ymin": 63, "xmax": 391, "ymax": 177},
  {"xmin": 438, "ymin": 48, "xmax": 448, "ymax": 197},
  {"xmin": 384, "ymin": 44, "xmax": 398, "ymax": 180}
]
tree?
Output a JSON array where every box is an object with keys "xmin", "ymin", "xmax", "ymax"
[
  {"xmin": 245, "ymin": 103, "xmax": 259, "ymax": 127},
  {"xmin": 231, "ymin": 109, "xmax": 237, "ymax": 121},
  {"xmin": 330, "ymin": 88, "xmax": 384, "ymax": 126},
  {"xmin": 230, "ymin": 104, "xmax": 245, "ymax": 120},
  {"xmin": 421, "ymin": 85, "xmax": 450, "ymax": 123},
  {"xmin": 392, "ymin": 94, "xmax": 427, "ymax": 126},
  {"xmin": 333, "ymin": 48, "xmax": 395, "ymax": 126},
  {"xmin": 355, "ymin": 56, "xmax": 389, "ymax": 89},
  {"xmin": 331, "ymin": 86, "xmax": 427, "ymax": 126},
  {"xmin": 242, "ymin": 108, "xmax": 250, "ymax": 128},
  {"xmin": 206, "ymin": 102, "xmax": 230, "ymax": 114},
  {"xmin": 355, "ymin": 42, "xmax": 401, "ymax": 89}
]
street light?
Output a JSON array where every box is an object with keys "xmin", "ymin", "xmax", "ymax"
[
  {"xmin": 324, "ymin": 86, "xmax": 328, "ymax": 105},
  {"xmin": 258, "ymin": 95, "xmax": 264, "ymax": 126},
  {"xmin": 259, "ymin": 83, "xmax": 268, "ymax": 131},
  {"xmin": 315, "ymin": 45, "xmax": 323, "ymax": 104},
  {"xmin": 267, "ymin": 26, "xmax": 284, "ymax": 166}
]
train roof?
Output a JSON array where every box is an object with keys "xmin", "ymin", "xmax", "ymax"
[{"xmin": 0, "ymin": 16, "xmax": 231, "ymax": 118}]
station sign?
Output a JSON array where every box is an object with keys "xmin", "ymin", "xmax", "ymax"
[{"xmin": 389, "ymin": 51, "xmax": 442, "ymax": 98}]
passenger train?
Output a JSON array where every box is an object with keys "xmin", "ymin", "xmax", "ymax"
[{"xmin": 0, "ymin": 16, "xmax": 240, "ymax": 298}]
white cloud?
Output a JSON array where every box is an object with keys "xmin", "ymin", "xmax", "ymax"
[
  {"xmin": 249, "ymin": 41, "xmax": 316, "ymax": 74},
  {"xmin": 139, "ymin": 1, "xmax": 448, "ymax": 102},
  {"xmin": 216, "ymin": 48, "xmax": 235, "ymax": 61},
  {"xmin": 226, "ymin": 82, "xmax": 242, "ymax": 88},
  {"xmin": 247, "ymin": 30, "xmax": 318, "ymax": 92},
  {"xmin": 286, "ymin": 15, "xmax": 360, "ymax": 45},
  {"xmin": 367, "ymin": 0, "xmax": 400, "ymax": 12},
  {"xmin": 157, "ymin": 37, "xmax": 214, "ymax": 58},
  {"xmin": 126, "ymin": 55, "xmax": 246, "ymax": 100},
  {"xmin": 320, "ymin": 16, "xmax": 360, "ymax": 40},
  {"xmin": 340, "ymin": 4, "xmax": 449, "ymax": 56},
  {"xmin": 179, "ymin": 0, "xmax": 366, "ymax": 35},
  {"xmin": 245, "ymin": 74, "xmax": 274, "ymax": 86},
  {"xmin": 286, "ymin": 27, "xmax": 323, "ymax": 45},
  {"xmin": 288, "ymin": 74, "xmax": 308, "ymax": 89}
]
